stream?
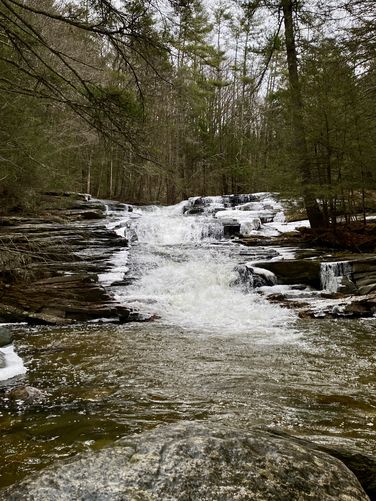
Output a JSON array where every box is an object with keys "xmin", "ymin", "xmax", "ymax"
[{"xmin": 1, "ymin": 196, "xmax": 376, "ymax": 489}]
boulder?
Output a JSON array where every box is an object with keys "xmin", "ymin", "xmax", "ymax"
[
  {"xmin": 1, "ymin": 422, "xmax": 368, "ymax": 501},
  {"xmin": 265, "ymin": 429, "xmax": 376, "ymax": 500},
  {"xmin": 5, "ymin": 385, "xmax": 46, "ymax": 404}
]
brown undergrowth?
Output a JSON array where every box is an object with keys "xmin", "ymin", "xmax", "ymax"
[{"xmin": 299, "ymin": 222, "xmax": 376, "ymax": 253}]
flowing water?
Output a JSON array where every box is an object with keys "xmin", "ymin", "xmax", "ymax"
[{"xmin": 1, "ymin": 200, "xmax": 376, "ymax": 489}]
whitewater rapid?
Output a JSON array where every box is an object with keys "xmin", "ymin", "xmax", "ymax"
[{"xmin": 107, "ymin": 199, "xmax": 298, "ymax": 339}]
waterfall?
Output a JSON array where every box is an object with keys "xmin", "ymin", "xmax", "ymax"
[
  {"xmin": 110, "ymin": 200, "xmax": 296, "ymax": 336},
  {"xmin": 320, "ymin": 261, "xmax": 353, "ymax": 293}
]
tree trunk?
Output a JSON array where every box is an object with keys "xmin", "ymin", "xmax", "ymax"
[{"xmin": 281, "ymin": 0, "xmax": 326, "ymax": 229}]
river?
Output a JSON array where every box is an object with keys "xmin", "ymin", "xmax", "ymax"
[{"xmin": 0, "ymin": 197, "xmax": 376, "ymax": 489}]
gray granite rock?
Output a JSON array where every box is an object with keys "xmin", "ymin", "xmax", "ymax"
[
  {"xmin": 1, "ymin": 422, "xmax": 369, "ymax": 501},
  {"xmin": 0, "ymin": 327, "xmax": 13, "ymax": 347}
]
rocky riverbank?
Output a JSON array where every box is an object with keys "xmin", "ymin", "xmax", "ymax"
[
  {"xmin": 0, "ymin": 193, "xmax": 132, "ymax": 325},
  {"xmin": 1, "ymin": 192, "xmax": 375, "ymax": 323}
]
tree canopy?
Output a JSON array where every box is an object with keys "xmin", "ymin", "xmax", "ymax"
[{"xmin": 0, "ymin": 0, "xmax": 375, "ymax": 226}]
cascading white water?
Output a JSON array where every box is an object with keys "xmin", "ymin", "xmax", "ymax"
[
  {"xmin": 112, "ymin": 202, "xmax": 296, "ymax": 338},
  {"xmin": 320, "ymin": 261, "xmax": 353, "ymax": 293},
  {"xmin": 0, "ymin": 344, "xmax": 27, "ymax": 381}
]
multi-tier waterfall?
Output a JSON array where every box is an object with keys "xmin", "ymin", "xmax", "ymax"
[{"xmin": 104, "ymin": 195, "xmax": 296, "ymax": 336}]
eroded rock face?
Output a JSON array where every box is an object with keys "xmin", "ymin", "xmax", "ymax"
[
  {"xmin": 1, "ymin": 422, "xmax": 369, "ymax": 501},
  {"xmin": 255, "ymin": 260, "xmax": 322, "ymax": 289}
]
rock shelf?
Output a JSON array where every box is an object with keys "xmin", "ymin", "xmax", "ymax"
[{"xmin": 0, "ymin": 193, "xmax": 131, "ymax": 325}]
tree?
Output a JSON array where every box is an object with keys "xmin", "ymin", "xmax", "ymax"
[{"xmin": 280, "ymin": 0, "xmax": 326, "ymax": 228}]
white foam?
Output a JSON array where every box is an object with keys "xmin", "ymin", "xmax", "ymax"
[
  {"xmin": 117, "ymin": 204, "xmax": 296, "ymax": 336},
  {"xmin": 99, "ymin": 249, "xmax": 129, "ymax": 285},
  {"xmin": 103, "ymin": 196, "xmax": 298, "ymax": 340},
  {"xmin": 123, "ymin": 255, "xmax": 295, "ymax": 334},
  {"xmin": 0, "ymin": 344, "xmax": 27, "ymax": 381},
  {"xmin": 249, "ymin": 266, "xmax": 277, "ymax": 283}
]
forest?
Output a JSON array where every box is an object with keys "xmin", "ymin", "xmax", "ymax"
[{"xmin": 0, "ymin": 0, "xmax": 375, "ymax": 229}]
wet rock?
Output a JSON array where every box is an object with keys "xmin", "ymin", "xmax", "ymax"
[
  {"xmin": 255, "ymin": 259, "xmax": 321, "ymax": 289},
  {"xmin": 295, "ymin": 292, "xmax": 376, "ymax": 319},
  {"xmin": 43, "ymin": 191, "xmax": 91, "ymax": 201},
  {"xmin": 338, "ymin": 276, "xmax": 358, "ymax": 294},
  {"xmin": 0, "ymin": 351, "xmax": 5, "ymax": 369},
  {"xmin": 229, "ymin": 194, "xmax": 256, "ymax": 206},
  {"xmin": 352, "ymin": 258, "xmax": 376, "ymax": 275},
  {"xmin": 342, "ymin": 293, "xmax": 376, "ymax": 317},
  {"xmin": 1, "ymin": 422, "xmax": 368, "ymax": 501},
  {"xmin": 358, "ymin": 283, "xmax": 376, "ymax": 295},
  {"xmin": 321, "ymin": 446, "xmax": 376, "ymax": 501},
  {"xmin": 79, "ymin": 209, "xmax": 105, "ymax": 220},
  {"xmin": 184, "ymin": 207, "xmax": 205, "ymax": 215},
  {"xmin": 339, "ymin": 257, "xmax": 376, "ymax": 295},
  {"xmin": 6, "ymin": 385, "xmax": 46, "ymax": 404},
  {"xmin": 0, "ymin": 193, "xmax": 134, "ymax": 325},
  {"xmin": 237, "ymin": 233, "xmax": 302, "ymax": 247},
  {"xmin": 0, "ymin": 304, "xmax": 29, "ymax": 324},
  {"xmin": 0, "ymin": 265, "xmax": 131, "ymax": 325},
  {"xmin": 238, "ymin": 248, "xmax": 280, "ymax": 263},
  {"xmin": 223, "ymin": 221, "xmax": 240, "ymax": 238},
  {"xmin": 233, "ymin": 264, "xmax": 277, "ymax": 290},
  {"xmin": 266, "ymin": 429, "xmax": 376, "ymax": 501},
  {"xmin": 111, "ymin": 278, "xmax": 137, "ymax": 287},
  {"xmin": 0, "ymin": 327, "xmax": 13, "ymax": 347}
]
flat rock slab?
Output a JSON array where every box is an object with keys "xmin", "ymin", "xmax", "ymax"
[{"xmin": 1, "ymin": 422, "xmax": 369, "ymax": 500}]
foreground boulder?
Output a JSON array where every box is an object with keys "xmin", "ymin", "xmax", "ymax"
[{"xmin": 1, "ymin": 422, "xmax": 369, "ymax": 500}]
